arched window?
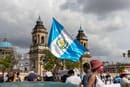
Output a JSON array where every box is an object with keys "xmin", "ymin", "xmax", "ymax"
[
  {"xmin": 41, "ymin": 36, "xmax": 44, "ymax": 44},
  {"xmin": 84, "ymin": 43, "xmax": 86, "ymax": 47},
  {"xmin": 33, "ymin": 36, "xmax": 37, "ymax": 45},
  {"xmin": 38, "ymin": 35, "xmax": 40, "ymax": 44}
]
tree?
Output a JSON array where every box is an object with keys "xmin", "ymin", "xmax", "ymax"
[
  {"xmin": 118, "ymin": 65, "xmax": 125, "ymax": 73},
  {"xmin": 43, "ymin": 49, "xmax": 81, "ymax": 70},
  {"xmin": 44, "ymin": 61, "xmax": 55, "ymax": 71},
  {"xmin": 64, "ymin": 60, "xmax": 80, "ymax": 69},
  {"xmin": 43, "ymin": 50, "xmax": 59, "ymax": 71},
  {"xmin": 0, "ymin": 55, "xmax": 16, "ymax": 71}
]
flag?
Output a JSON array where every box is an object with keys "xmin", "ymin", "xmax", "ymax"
[{"xmin": 48, "ymin": 18, "xmax": 87, "ymax": 62}]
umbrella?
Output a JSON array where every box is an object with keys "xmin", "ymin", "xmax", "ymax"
[{"xmin": 27, "ymin": 73, "xmax": 37, "ymax": 81}]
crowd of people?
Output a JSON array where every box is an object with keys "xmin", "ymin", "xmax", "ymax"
[{"xmin": 0, "ymin": 59, "xmax": 130, "ymax": 87}]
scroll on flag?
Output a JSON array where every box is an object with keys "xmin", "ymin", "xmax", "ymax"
[{"xmin": 48, "ymin": 18, "xmax": 88, "ymax": 62}]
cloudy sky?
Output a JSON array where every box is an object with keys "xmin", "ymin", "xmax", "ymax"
[{"xmin": 0, "ymin": 0, "xmax": 130, "ymax": 59}]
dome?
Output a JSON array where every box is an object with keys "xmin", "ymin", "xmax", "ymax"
[{"xmin": 0, "ymin": 41, "xmax": 13, "ymax": 48}]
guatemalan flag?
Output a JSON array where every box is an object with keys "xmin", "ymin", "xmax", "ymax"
[{"xmin": 48, "ymin": 18, "xmax": 87, "ymax": 62}]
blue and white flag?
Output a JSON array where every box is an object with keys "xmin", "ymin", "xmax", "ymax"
[{"xmin": 48, "ymin": 18, "xmax": 87, "ymax": 62}]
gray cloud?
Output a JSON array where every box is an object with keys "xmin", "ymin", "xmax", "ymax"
[
  {"xmin": 0, "ymin": 16, "xmax": 32, "ymax": 48},
  {"xmin": 88, "ymin": 35, "xmax": 123, "ymax": 57},
  {"xmin": 61, "ymin": 0, "xmax": 130, "ymax": 15},
  {"xmin": 0, "ymin": 0, "xmax": 51, "ymax": 50},
  {"xmin": 83, "ymin": 14, "xmax": 125, "ymax": 35},
  {"xmin": 0, "ymin": 0, "xmax": 129, "ymax": 59}
]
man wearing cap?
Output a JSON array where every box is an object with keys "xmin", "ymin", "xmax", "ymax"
[{"xmin": 120, "ymin": 69, "xmax": 130, "ymax": 87}]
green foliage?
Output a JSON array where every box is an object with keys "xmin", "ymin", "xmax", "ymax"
[
  {"xmin": 43, "ymin": 50, "xmax": 58, "ymax": 71},
  {"xmin": 44, "ymin": 61, "xmax": 55, "ymax": 71},
  {"xmin": 117, "ymin": 64, "xmax": 125, "ymax": 73},
  {"xmin": 43, "ymin": 50, "xmax": 57, "ymax": 60},
  {"xmin": 65, "ymin": 60, "xmax": 80, "ymax": 69},
  {"xmin": 0, "ymin": 55, "xmax": 15, "ymax": 71},
  {"xmin": 43, "ymin": 49, "xmax": 81, "ymax": 70}
]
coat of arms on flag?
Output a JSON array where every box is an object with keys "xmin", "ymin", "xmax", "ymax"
[
  {"xmin": 48, "ymin": 17, "xmax": 88, "ymax": 62},
  {"xmin": 56, "ymin": 37, "xmax": 68, "ymax": 50}
]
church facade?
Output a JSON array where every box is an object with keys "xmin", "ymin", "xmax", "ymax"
[{"xmin": 29, "ymin": 17, "xmax": 90, "ymax": 75}]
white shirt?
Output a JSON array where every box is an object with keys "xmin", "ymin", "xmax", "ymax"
[
  {"xmin": 96, "ymin": 76, "xmax": 120, "ymax": 87},
  {"xmin": 45, "ymin": 71, "xmax": 53, "ymax": 77},
  {"xmin": 66, "ymin": 75, "xmax": 81, "ymax": 85},
  {"xmin": 96, "ymin": 76, "xmax": 105, "ymax": 87},
  {"xmin": 120, "ymin": 77, "xmax": 130, "ymax": 87}
]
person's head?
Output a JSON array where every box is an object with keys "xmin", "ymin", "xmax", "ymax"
[
  {"xmin": 27, "ymin": 73, "xmax": 37, "ymax": 81},
  {"xmin": 120, "ymin": 69, "xmax": 130, "ymax": 78},
  {"xmin": 24, "ymin": 76, "xmax": 28, "ymax": 81},
  {"xmin": 8, "ymin": 72, "xmax": 15, "ymax": 82},
  {"xmin": 68, "ymin": 70, "xmax": 74, "ymax": 76},
  {"xmin": 37, "ymin": 76, "xmax": 41, "ymax": 81},
  {"xmin": 90, "ymin": 59, "xmax": 104, "ymax": 73},
  {"xmin": 16, "ymin": 72, "xmax": 20, "ymax": 76},
  {"xmin": 83, "ymin": 62, "xmax": 90, "ymax": 73}
]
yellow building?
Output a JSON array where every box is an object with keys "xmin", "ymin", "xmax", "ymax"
[
  {"xmin": 0, "ymin": 38, "xmax": 17, "ymax": 70},
  {"xmin": 29, "ymin": 16, "xmax": 48, "ymax": 75}
]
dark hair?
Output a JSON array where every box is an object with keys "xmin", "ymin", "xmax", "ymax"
[
  {"xmin": 120, "ymin": 74, "xmax": 128, "ymax": 78},
  {"xmin": 83, "ymin": 63, "xmax": 90, "ymax": 69},
  {"xmin": 16, "ymin": 72, "xmax": 20, "ymax": 76},
  {"xmin": 68, "ymin": 70, "xmax": 74, "ymax": 75}
]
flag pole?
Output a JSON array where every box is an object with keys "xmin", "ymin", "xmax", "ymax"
[
  {"xmin": 80, "ymin": 56, "xmax": 83, "ymax": 75},
  {"xmin": 63, "ymin": 59, "xmax": 66, "ymax": 70}
]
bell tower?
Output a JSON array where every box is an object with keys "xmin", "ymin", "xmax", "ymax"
[
  {"xmin": 76, "ymin": 26, "xmax": 91, "ymax": 63},
  {"xmin": 29, "ymin": 16, "xmax": 48, "ymax": 75},
  {"xmin": 76, "ymin": 26, "xmax": 88, "ymax": 48}
]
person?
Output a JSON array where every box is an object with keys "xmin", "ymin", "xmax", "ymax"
[
  {"xmin": 6, "ymin": 72, "xmax": 14, "ymax": 82},
  {"xmin": 82, "ymin": 62, "xmax": 92, "ymax": 87},
  {"xmin": 44, "ymin": 70, "xmax": 54, "ymax": 81},
  {"xmin": 66, "ymin": 69, "xmax": 81, "ymax": 86},
  {"xmin": 61, "ymin": 72, "xmax": 69, "ymax": 82},
  {"xmin": 24, "ymin": 76, "xmax": 28, "ymax": 81},
  {"xmin": 0, "ymin": 74, "xmax": 3, "ymax": 83},
  {"xmin": 3, "ymin": 73, "xmax": 8, "ymax": 82},
  {"xmin": 87, "ymin": 59, "xmax": 105, "ymax": 87},
  {"xmin": 100, "ymin": 73, "xmax": 105, "ymax": 83},
  {"xmin": 37, "ymin": 75, "xmax": 42, "ymax": 81},
  {"xmin": 58, "ymin": 69, "xmax": 68, "ymax": 82},
  {"xmin": 27, "ymin": 71, "xmax": 37, "ymax": 81},
  {"xmin": 113, "ymin": 74, "xmax": 121, "ymax": 83},
  {"xmin": 120, "ymin": 69, "xmax": 130, "ymax": 87},
  {"xmin": 13, "ymin": 72, "xmax": 21, "ymax": 82}
]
